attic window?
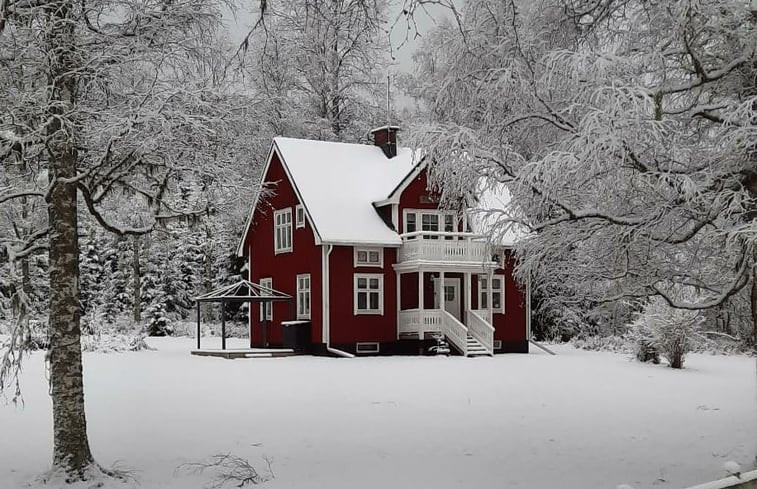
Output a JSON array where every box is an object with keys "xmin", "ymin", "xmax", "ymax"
[{"xmin": 296, "ymin": 205, "xmax": 305, "ymax": 228}]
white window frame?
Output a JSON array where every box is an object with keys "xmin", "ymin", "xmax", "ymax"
[
  {"xmin": 274, "ymin": 208, "xmax": 293, "ymax": 254},
  {"xmin": 259, "ymin": 278, "xmax": 273, "ymax": 322},
  {"xmin": 356, "ymin": 342, "xmax": 380, "ymax": 353},
  {"xmin": 479, "ymin": 274, "xmax": 505, "ymax": 314},
  {"xmin": 296, "ymin": 274, "xmax": 311, "ymax": 320},
  {"xmin": 402, "ymin": 209, "xmax": 459, "ymax": 235},
  {"xmin": 354, "ymin": 247, "xmax": 383, "ymax": 268},
  {"xmin": 295, "ymin": 204, "xmax": 305, "ymax": 229},
  {"xmin": 354, "ymin": 273, "xmax": 384, "ymax": 315}
]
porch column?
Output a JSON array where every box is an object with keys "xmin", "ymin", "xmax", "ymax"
[
  {"xmin": 465, "ymin": 272, "xmax": 471, "ymax": 317},
  {"xmin": 487, "ymin": 268, "xmax": 494, "ymax": 322},
  {"xmin": 439, "ymin": 270, "xmax": 445, "ymax": 310},
  {"xmin": 418, "ymin": 270, "xmax": 425, "ymax": 339}
]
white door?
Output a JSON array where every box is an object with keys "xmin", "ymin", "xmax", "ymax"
[{"xmin": 435, "ymin": 278, "xmax": 461, "ymax": 322}]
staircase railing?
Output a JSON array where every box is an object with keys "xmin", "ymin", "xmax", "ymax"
[
  {"xmin": 467, "ymin": 310, "xmax": 494, "ymax": 355},
  {"xmin": 441, "ymin": 310, "xmax": 468, "ymax": 356}
]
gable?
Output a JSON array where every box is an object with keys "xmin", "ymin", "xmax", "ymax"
[{"xmin": 238, "ymin": 147, "xmax": 320, "ymax": 256}]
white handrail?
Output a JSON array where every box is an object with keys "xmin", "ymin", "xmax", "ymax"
[
  {"xmin": 467, "ymin": 310, "xmax": 494, "ymax": 355},
  {"xmin": 441, "ymin": 310, "xmax": 468, "ymax": 356},
  {"xmin": 400, "ymin": 231, "xmax": 485, "ymax": 239}
]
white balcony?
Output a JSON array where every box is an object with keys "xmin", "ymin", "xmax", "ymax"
[{"xmin": 397, "ymin": 232, "xmax": 493, "ymax": 266}]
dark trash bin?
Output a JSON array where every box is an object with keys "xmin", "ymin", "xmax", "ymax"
[{"xmin": 281, "ymin": 320, "xmax": 311, "ymax": 353}]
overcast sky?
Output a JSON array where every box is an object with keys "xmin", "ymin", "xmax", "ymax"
[{"xmin": 222, "ymin": 1, "xmax": 454, "ymax": 75}]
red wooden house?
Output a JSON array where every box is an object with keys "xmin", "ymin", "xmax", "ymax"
[{"xmin": 237, "ymin": 127, "xmax": 530, "ymax": 356}]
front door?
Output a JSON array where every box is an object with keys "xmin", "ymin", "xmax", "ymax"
[{"xmin": 435, "ymin": 278, "xmax": 461, "ymax": 322}]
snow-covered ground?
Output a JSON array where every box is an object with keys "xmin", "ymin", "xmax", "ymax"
[{"xmin": 1, "ymin": 338, "xmax": 755, "ymax": 489}]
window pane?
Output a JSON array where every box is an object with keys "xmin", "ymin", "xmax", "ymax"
[
  {"xmin": 493, "ymin": 293, "xmax": 501, "ymax": 309},
  {"xmin": 357, "ymin": 250, "xmax": 367, "ymax": 262},
  {"xmin": 480, "ymin": 278, "xmax": 488, "ymax": 290},
  {"xmin": 369, "ymin": 278, "xmax": 379, "ymax": 289},
  {"xmin": 368, "ymin": 251, "xmax": 380, "ymax": 263},
  {"xmin": 481, "ymin": 295, "xmax": 488, "ymax": 309},
  {"xmin": 445, "ymin": 285, "xmax": 455, "ymax": 301},
  {"xmin": 406, "ymin": 213, "xmax": 416, "ymax": 233},
  {"xmin": 369, "ymin": 292, "xmax": 379, "ymax": 310},
  {"xmin": 444, "ymin": 215, "xmax": 454, "ymax": 232},
  {"xmin": 357, "ymin": 277, "xmax": 367, "ymax": 288},
  {"xmin": 422, "ymin": 214, "xmax": 439, "ymax": 231},
  {"xmin": 358, "ymin": 292, "xmax": 367, "ymax": 309},
  {"xmin": 493, "ymin": 278, "xmax": 502, "ymax": 289}
]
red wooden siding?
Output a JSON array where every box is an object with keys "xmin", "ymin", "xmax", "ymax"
[
  {"xmin": 328, "ymin": 246, "xmax": 397, "ymax": 344},
  {"xmin": 497, "ymin": 250, "xmax": 527, "ymax": 343},
  {"xmin": 245, "ymin": 152, "xmax": 323, "ymax": 347}
]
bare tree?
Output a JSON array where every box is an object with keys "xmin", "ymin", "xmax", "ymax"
[{"xmin": 242, "ymin": 0, "xmax": 391, "ymax": 141}]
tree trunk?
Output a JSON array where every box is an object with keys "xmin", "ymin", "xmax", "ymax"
[
  {"xmin": 45, "ymin": 0, "xmax": 95, "ymax": 477},
  {"xmin": 132, "ymin": 235, "xmax": 141, "ymax": 322},
  {"xmin": 752, "ymin": 261, "xmax": 757, "ymax": 350}
]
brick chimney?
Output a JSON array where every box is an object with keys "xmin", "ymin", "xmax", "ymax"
[{"xmin": 369, "ymin": 125, "xmax": 400, "ymax": 158}]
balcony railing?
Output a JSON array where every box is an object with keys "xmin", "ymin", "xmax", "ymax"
[{"xmin": 397, "ymin": 231, "xmax": 491, "ymax": 264}]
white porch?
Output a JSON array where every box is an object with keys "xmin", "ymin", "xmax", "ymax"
[{"xmin": 394, "ymin": 266, "xmax": 497, "ymax": 357}]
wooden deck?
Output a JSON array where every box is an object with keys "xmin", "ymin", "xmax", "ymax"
[{"xmin": 190, "ymin": 348, "xmax": 297, "ymax": 359}]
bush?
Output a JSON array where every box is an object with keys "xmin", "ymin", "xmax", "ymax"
[{"xmin": 629, "ymin": 297, "xmax": 704, "ymax": 369}]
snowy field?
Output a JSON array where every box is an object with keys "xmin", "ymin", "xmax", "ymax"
[{"xmin": 1, "ymin": 338, "xmax": 755, "ymax": 489}]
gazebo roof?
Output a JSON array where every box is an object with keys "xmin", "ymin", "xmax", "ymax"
[{"xmin": 194, "ymin": 279, "xmax": 292, "ymax": 303}]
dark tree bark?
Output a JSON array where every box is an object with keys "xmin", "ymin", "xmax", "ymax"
[
  {"xmin": 752, "ymin": 260, "xmax": 757, "ymax": 350},
  {"xmin": 44, "ymin": 0, "xmax": 95, "ymax": 478}
]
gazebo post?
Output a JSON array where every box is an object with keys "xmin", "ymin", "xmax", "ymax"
[
  {"xmin": 196, "ymin": 302, "xmax": 201, "ymax": 350},
  {"xmin": 221, "ymin": 299, "xmax": 226, "ymax": 350}
]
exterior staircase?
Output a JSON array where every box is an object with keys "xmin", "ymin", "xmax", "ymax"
[
  {"xmin": 464, "ymin": 334, "xmax": 491, "ymax": 357},
  {"xmin": 439, "ymin": 309, "xmax": 494, "ymax": 357}
]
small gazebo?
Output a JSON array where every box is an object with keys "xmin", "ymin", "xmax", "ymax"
[{"xmin": 193, "ymin": 279, "xmax": 291, "ymax": 352}]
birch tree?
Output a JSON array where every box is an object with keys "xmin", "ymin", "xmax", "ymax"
[
  {"xmin": 0, "ymin": 0, "xmax": 256, "ymax": 480},
  {"xmin": 408, "ymin": 0, "xmax": 757, "ymax": 344}
]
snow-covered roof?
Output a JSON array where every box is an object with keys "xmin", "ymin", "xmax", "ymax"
[
  {"xmin": 273, "ymin": 137, "xmax": 419, "ymax": 246},
  {"xmin": 468, "ymin": 182, "xmax": 527, "ymax": 247}
]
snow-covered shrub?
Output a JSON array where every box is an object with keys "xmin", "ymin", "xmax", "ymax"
[
  {"xmin": 630, "ymin": 298, "xmax": 704, "ymax": 369},
  {"xmin": 628, "ymin": 315, "xmax": 660, "ymax": 364},
  {"xmin": 571, "ymin": 334, "xmax": 633, "ymax": 353},
  {"xmin": 81, "ymin": 333, "xmax": 153, "ymax": 353},
  {"xmin": 171, "ymin": 320, "xmax": 248, "ymax": 338}
]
